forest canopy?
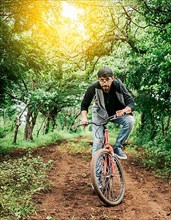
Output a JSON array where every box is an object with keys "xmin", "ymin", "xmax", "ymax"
[{"xmin": 0, "ymin": 0, "xmax": 170, "ymax": 163}]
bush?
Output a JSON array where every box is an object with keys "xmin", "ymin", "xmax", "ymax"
[
  {"xmin": 0, "ymin": 153, "xmax": 53, "ymax": 219},
  {"xmin": 134, "ymin": 130, "xmax": 171, "ymax": 180}
]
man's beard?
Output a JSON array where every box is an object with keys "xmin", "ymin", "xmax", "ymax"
[{"xmin": 102, "ymin": 86, "xmax": 109, "ymax": 92}]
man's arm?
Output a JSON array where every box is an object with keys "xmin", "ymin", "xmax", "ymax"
[
  {"xmin": 116, "ymin": 106, "xmax": 132, "ymax": 117},
  {"xmin": 81, "ymin": 110, "xmax": 88, "ymax": 125},
  {"xmin": 80, "ymin": 83, "xmax": 96, "ymax": 125}
]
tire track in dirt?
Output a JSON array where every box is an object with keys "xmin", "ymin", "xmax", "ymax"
[
  {"xmin": 28, "ymin": 143, "xmax": 171, "ymax": 220},
  {"xmin": 121, "ymin": 160, "xmax": 171, "ymax": 220}
]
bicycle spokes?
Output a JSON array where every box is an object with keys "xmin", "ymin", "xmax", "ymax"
[{"xmin": 92, "ymin": 150, "xmax": 125, "ymax": 205}]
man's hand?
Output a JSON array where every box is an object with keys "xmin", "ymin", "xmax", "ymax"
[
  {"xmin": 116, "ymin": 110, "xmax": 125, "ymax": 117},
  {"xmin": 81, "ymin": 120, "xmax": 88, "ymax": 127},
  {"xmin": 116, "ymin": 106, "xmax": 132, "ymax": 117},
  {"xmin": 81, "ymin": 110, "xmax": 88, "ymax": 127}
]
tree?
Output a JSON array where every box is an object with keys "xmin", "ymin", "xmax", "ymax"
[{"xmin": 1, "ymin": 0, "xmax": 170, "ymax": 144}]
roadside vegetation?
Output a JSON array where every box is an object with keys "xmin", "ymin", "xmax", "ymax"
[
  {"xmin": 0, "ymin": 111, "xmax": 170, "ymax": 219},
  {"xmin": 0, "ymin": 152, "xmax": 53, "ymax": 220}
]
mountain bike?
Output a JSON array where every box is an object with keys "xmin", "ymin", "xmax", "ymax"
[{"xmin": 88, "ymin": 115, "xmax": 125, "ymax": 206}]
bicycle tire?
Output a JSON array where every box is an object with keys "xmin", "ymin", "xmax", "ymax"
[{"xmin": 91, "ymin": 148, "xmax": 125, "ymax": 206}]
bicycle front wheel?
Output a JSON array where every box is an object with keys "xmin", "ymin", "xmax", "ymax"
[{"xmin": 91, "ymin": 148, "xmax": 125, "ymax": 206}]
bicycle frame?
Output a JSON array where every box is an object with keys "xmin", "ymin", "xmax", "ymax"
[
  {"xmin": 104, "ymin": 128, "xmax": 113, "ymax": 155},
  {"xmin": 103, "ymin": 128, "xmax": 115, "ymax": 176},
  {"xmin": 90, "ymin": 115, "xmax": 125, "ymax": 206}
]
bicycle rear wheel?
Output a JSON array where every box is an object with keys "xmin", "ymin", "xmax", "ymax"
[{"xmin": 91, "ymin": 148, "xmax": 125, "ymax": 206}]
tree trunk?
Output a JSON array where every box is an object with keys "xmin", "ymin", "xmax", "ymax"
[
  {"xmin": 24, "ymin": 108, "xmax": 38, "ymax": 140},
  {"xmin": 13, "ymin": 118, "xmax": 21, "ymax": 144},
  {"xmin": 51, "ymin": 109, "xmax": 58, "ymax": 131},
  {"xmin": 43, "ymin": 109, "xmax": 59, "ymax": 134},
  {"xmin": 44, "ymin": 115, "xmax": 50, "ymax": 134},
  {"xmin": 37, "ymin": 117, "xmax": 46, "ymax": 137},
  {"xmin": 13, "ymin": 104, "xmax": 28, "ymax": 144}
]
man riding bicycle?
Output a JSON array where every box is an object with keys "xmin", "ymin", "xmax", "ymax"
[{"xmin": 81, "ymin": 67, "xmax": 135, "ymax": 159}]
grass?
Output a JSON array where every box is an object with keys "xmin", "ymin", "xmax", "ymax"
[
  {"xmin": 60, "ymin": 139, "xmax": 92, "ymax": 157},
  {"xmin": 0, "ymin": 152, "xmax": 53, "ymax": 220},
  {"xmin": 0, "ymin": 117, "xmax": 170, "ymax": 220},
  {"xmin": 0, "ymin": 125, "xmax": 81, "ymax": 154},
  {"xmin": 0, "ymin": 125, "xmax": 93, "ymax": 219}
]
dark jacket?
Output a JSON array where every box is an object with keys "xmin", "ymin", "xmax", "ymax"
[{"xmin": 81, "ymin": 78, "xmax": 135, "ymax": 119}]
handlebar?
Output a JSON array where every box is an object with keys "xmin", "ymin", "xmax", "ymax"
[{"xmin": 80, "ymin": 114, "xmax": 118, "ymax": 127}]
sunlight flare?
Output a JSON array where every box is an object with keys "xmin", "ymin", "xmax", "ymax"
[{"xmin": 61, "ymin": 1, "xmax": 83, "ymax": 20}]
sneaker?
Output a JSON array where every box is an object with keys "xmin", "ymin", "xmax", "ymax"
[{"xmin": 114, "ymin": 147, "xmax": 127, "ymax": 160}]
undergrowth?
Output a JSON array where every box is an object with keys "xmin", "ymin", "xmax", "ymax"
[
  {"xmin": 133, "ymin": 131, "xmax": 171, "ymax": 181},
  {"xmin": 141, "ymin": 145, "xmax": 171, "ymax": 181},
  {"xmin": 0, "ymin": 152, "xmax": 53, "ymax": 220}
]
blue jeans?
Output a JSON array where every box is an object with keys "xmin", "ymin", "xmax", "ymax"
[{"xmin": 92, "ymin": 113, "xmax": 135, "ymax": 156}]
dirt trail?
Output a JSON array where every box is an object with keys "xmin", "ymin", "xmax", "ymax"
[{"xmin": 28, "ymin": 140, "xmax": 171, "ymax": 220}]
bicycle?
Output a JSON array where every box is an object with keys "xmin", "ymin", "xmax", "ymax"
[{"xmin": 86, "ymin": 115, "xmax": 125, "ymax": 206}]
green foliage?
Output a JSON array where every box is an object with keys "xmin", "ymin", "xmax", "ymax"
[
  {"xmin": 61, "ymin": 141, "xmax": 92, "ymax": 156},
  {"xmin": 0, "ymin": 0, "xmax": 170, "ymax": 181},
  {"xmin": 0, "ymin": 107, "xmax": 16, "ymax": 139},
  {"xmin": 133, "ymin": 124, "xmax": 171, "ymax": 179},
  {"xmin": 0, "ymin": 153, "xmax": 53, "ymax": 219},
  {"xmin": 0, "ymin": 111, "xmax": 82, "ymax": 154},
  {"xmin": 141, "ymin": 139, "xmax": 171, "ymax": 179},
  {"xmin": 0, "ymin": 128, "xmax": 9, "ymax": 139}
]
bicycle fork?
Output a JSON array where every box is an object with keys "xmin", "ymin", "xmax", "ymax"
[{"xmin": 103, "ymin": 129, "xmax": 115, "ymax": 176}]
